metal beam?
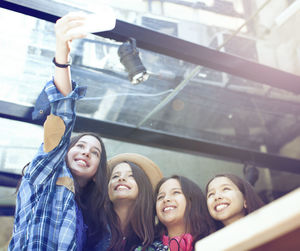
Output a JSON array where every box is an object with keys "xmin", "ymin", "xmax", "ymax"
[
  {"xmin": 0, "ymin": 206, "xmax": 15, "ymax": 216},
  {"xmin": 1, "ymin": 101, "xmax": 300, "ymax": 174},
  {"xmin": 1, "ymin": 1, "xmax": 300, "ymax": 94},
  {"xmin": 0, "ymin": 171, "xmax": 22, "ymax": 188}
]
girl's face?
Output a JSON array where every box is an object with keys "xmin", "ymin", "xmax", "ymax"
[
  {"xmin": 67, "ymin": 135, "xmax": 101, "ymax": 186},
  {"xmin": 206, "ymin": 176, "xmax": 246, "ymax": 226},
  {"xmin": 156, "ymin": 178, "xmax": 187, "ymax": 231},
  {"xmin": 108, "ymin": 163, "xmax": 139, "ymax": 204}
]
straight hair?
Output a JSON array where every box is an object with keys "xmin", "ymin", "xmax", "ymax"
[
  {"xmin": 205, "ymin": 173, "xmax": 265, "ymax": 229},
  {"xmin": 155, "ymin": 175, "xmax": 216, "ymax": 245},
  {"xmin": 105, "ymin": 161, "xmax": 155, "ymax": 251},
  {"xmin": 67, "ymin": 132, "xmax": 108, "ymax": 247},
  {"xmin": 17, "ymin": 132, "xmax": 109, "ymax": 247}
]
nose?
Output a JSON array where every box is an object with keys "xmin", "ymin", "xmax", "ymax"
[
  {"xmin": 118, "ymin": 175, "xmax": 126, "ymax": 182},
  {"xmin": 214, "ymin": 192, "xmax": 223, "ymax": 200},
  {"xmin": 81, "ymin": 149, "xmax": 90, "ymax": 157},
  {"xmin": 163, "ymin": 195, "xmax": 171, "ymax": 203}
]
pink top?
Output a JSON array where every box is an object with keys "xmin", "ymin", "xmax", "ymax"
[{"xmin": 162, "ymin": 233, "xmax": 193, "ymax": 251}]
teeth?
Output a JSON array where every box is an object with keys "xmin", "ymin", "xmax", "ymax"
[
  {"xmin": 216, "ymin": 204, "xmax": 228, "ymax": 212},
  {"xmin": 117, "ymin": 185, "xmax": 129, "ymax": 191},
  {"xmin": 76, "ymin": 160, "xmax": 87, "ymax": 167},
  {"xmin": 164, "ymin": 207, "xmax": 174, "ymax": 212}
]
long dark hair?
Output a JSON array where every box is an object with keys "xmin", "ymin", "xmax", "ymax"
[
  {"xmin": 67, "ymin": 133, "xmax": 108, "ymax": 247},
  {"xmin": 155, "ymin": 175, "xmax": 216, "ymax": 245},
  {"xmin": 205, "ymin": 173, "xmax": 265, "ymax": 229},
  {"xmin": 105, "ymin": 161, "xmax": 155, "ymax": 251}
]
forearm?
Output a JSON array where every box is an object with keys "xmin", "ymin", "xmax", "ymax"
[
  {"xmin": 54, "ymin": 42, "xmax": 72, "ymax": 96},
  {"xmin": 53, "ymin": 12, "xmax": 87, "ymax": 96}
]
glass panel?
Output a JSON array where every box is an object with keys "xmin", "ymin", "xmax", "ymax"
[
  {"xmin": 0, "ymin": 118, "xmax": 42, "ymax": 173},
  {"xmin": 0, "ymin": 9, "xmax": 54, "ymax": 106},
  {"xmin": 7, "ymin": 0, "xmax": 300, "ymax": 75},
  {"xmin": 1, "ymin": 7, "xmax": 300, "ymax": 160}
]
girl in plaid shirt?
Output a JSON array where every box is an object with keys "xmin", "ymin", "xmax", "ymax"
[{"xmin": 9, "ymin": 13, "xmax": 111, "ymax": 250}]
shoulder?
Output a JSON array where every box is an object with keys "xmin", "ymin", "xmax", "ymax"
[{"xmin": 86, "ymin": 227, "xmax": 111, "ymax": 251}]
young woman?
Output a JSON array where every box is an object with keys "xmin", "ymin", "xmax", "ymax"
[
  {"xmin": 150, "ymin": 175, "xmax": 215, "ymax": 251},
  {"xmin": 98, "ymin": 153, "xmax": 163, "ymax": 251},
  {"xmin": 206, "ymin": 173, "xmax": 265, "ymax": 229},
  {"xmin": 9, "ymin": 13, "xmax": 108, "ymax": 250}
]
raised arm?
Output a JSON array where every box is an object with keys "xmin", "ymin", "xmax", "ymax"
[{"xmin": 54, "ymin": 12, "xmax": 87, "ymax": 96}]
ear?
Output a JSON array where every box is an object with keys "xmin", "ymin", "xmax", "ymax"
[{"xmin": 244, "ymin": 200, "xmax": 247, "ymax": 208}]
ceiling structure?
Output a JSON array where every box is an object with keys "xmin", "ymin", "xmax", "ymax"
[{"xmin": 0, "ymin": 0, "xmax": 300, "ymax": 217}]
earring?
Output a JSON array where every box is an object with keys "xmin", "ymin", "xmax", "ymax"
[{"xmin": 155, "ymin": 216, "xmax": 159, "ymax": 225}]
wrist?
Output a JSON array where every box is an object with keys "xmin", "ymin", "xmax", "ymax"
[
  {"xmin": 55, "ymin": 42, "xmax": 70, "ymax": 62},
  {"xmin": 52, "ymin": 56, "xmax": 72, "ymax": 68}
]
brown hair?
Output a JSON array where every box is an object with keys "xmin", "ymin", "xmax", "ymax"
[
  {"xmin": 105, "ymin": 161, "xmax": 155, "ymax": 251},
  {"xmin": 155, "ymin": 175, "xmax": 216, "ymax": 245},
  {"xmin": 205, "ymin": 173, "xmax": 265, "ymax": 229},
  {"xmin": 67, "ymin": 133, "xmax": 108, "ymax": 247},
  {"xmin": 17, "ymin": 132, "xmax": 108, "ymax": 247}
]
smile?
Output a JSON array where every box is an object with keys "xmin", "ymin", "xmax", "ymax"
[
  {"xmin": 75, "ymin": 159, "xmax": 88, "ymax": 167},
  {"xmin": 115, "ymin": 184, "xmax": 130, "ymax": 191},
  {"xmin": 215, "ymin": 203, "xmax": 229, "ymax": 212},
  {"xmin": 163, "ymin": 206, "xmax": 176, "ymax": 212}
]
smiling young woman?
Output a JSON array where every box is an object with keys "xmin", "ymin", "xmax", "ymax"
[
  {"xmin": 91, "ymin": 153, "xmax": 163, "ymax": 251},
  {"xmin": 8, "ymin": 12, "xmax": 109, "ymax": 250},
  {"xmin": 150, "ymin": 175, "xmax": 215, "ymax": 251},
  {"xmin": 206, "ymin": 174, "xmax": 265, "ymax": 230}
]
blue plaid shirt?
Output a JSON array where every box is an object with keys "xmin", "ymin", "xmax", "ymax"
[{"xmin": 9, "ymin": 79, "xmax": 86, "ymax": 251}]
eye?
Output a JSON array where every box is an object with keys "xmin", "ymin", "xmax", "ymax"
[
  {"xmin": 223, "ymin": 187, "xmax": 231, "ymax": 191},
  {"xmin": 207, "ymin": 192, "xmax": 214, "ymax": 199},
  {"xmin": 76, "ymin": 143, "xmax": 84, "ymax": 148},
  {"xmin": 111, "ymin": 174, "xmax": 119, "ymax": 179},
  {"xmin": 91, "ymin": 150, "xmax": 100, "ymax": 157},
  {"xmin": 173, "ymin": 190, "xmax": 181, "ymax": 195},
  {"xmin": 157, "ymin": 195, "xmax": 164, "ymax": 201}
]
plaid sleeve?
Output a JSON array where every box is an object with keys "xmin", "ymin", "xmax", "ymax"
[{"xmin": 25, "ymin": 79, "xmax": 87, "ymax": 185}]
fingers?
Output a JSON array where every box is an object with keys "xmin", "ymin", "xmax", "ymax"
[
  {"xmin": 55, "ymin": 12, "xmax": 88, "ymax": 44},
  {"xmin": 55, "ymin": 12, "xmax": 89, "ymax": 59}
]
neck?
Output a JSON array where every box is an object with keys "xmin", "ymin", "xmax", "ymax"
[
  {"xmin": 114, "ymin": 200, "xmax": 134, "ymax": 233},
  {"xmin": 73, "ymin": 175, "xmax": 88, "ymax": 188},
  {"xmin": 167, "ymin": 224, "xmax": 187, "ymax": 238}
]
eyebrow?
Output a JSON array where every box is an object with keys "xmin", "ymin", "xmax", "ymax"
[
  {"xmin": 220, "ymin": 183, "xmax": 233, "ymax": 187},
  {"xmin": 111, "ymin": 170, "xmax": 133, "ymax": 175},
  {"xmin": 171, "ymin": 187, "xmax": 182, "ymax": 190},
  {"xmin": 208, "ymin": 183, "xmax": 233, "ymax": 193},
  {"xmin": 158, "ymin": 187, "xmax": 182, "ymax": 195},
  {"xmin": 77, "ymin": 140, "xmax": 101, "ymax": 154},
  {"xmin": 157, "ymin": 191, "xmax": 165, "ymax": 197}
]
